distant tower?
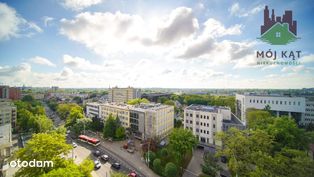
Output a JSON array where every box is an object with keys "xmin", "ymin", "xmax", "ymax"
[{"xmin": 271, "ymin": 9, "xmax": 275, "ymax": 22}]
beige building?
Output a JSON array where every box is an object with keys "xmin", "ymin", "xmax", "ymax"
[
  {"xmin": 101, "ymin": 103, "xmax": 131, "ymax": 127},
  {"xmin": 100, "ymin": 102, "xmax": 174, "ymax": 139},
  {"xmin": 108, "ymin": 87, "xmax": 141, "ymax": 103},
  {"xmin": 0, "ymin": 100, "xmax": 16, "ymax": 176}
]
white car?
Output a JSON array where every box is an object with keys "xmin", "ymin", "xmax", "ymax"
[
  {"xmin": 94, "ymin": 160, "xmax": 101, "ymax": 169},
  {"xmin": 72, "ymin": 142, "xmax": 77, "ymax": 148}
]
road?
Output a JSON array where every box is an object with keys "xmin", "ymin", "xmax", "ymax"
[
  {"xmin": 67, "ymin": 135, "xmax": 143, "ymax": 177},
  {"xmin": 42, "ymin": 101, "xmax": 64, "ymax": 127},
  {"xmin": 81, "ymin": 131, "xmax": 159, "ymax": 177}
]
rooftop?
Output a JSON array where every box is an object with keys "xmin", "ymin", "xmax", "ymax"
[
  {"xmin": 186, "ymin": 104, "xmax": 229, "ymax": 113},
  {"xmin": 223, "ymin": 113, "xmax": 244, "ymax": 125},
  {"xmin": 238, "ymin": 93, "xmax": 304, "ymax": 98}
]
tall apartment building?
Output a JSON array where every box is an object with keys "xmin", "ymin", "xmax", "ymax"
[
  {"xmin": 0, "ymin": 100, "xmax": 16, "ymax": 176},
  {"xmin": 108, "ymin": 87, "xmax": 141, "ymax": 103},
  {"xmin": 100, "ymin": 102, "xmax": 174, "ymax": 139},
  {"xmin": 304, "ymin": 96, "xmax": 314, "ymax": 125},
  {"xmin": 236, "ymin": 93, "xmax": 305, "ymax": 124},
  {"xmin": 184, "ymin": 105, "xmax": 244, "ymax": 147},
  {"xmin": 0, "ymin": 86, "xmax": 21, "ymax": 100}
]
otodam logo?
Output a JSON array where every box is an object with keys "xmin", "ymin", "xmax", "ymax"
[{"xmin": 259, "ymin": 6, "xmax": 299, "ymax": 45}]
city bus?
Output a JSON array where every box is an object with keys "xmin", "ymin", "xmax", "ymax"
[{"xmin": 78, "ymin": 135, "xmax": 100, "ymax": 146}]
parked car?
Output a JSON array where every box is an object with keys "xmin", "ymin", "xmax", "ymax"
[
  {"xmin": 128, "ymin": 171, "xmax": 137, "ymax": 177},
  {"xmin": 94, "ymin": 150, "xmax": 101, "ymax": 157},
  {"xmin": 101, "ymin": 154, "xmax": 109, "ymax": 161},
  {"xmin": 94, "ymin": 160, "xmax": 101, "ymax": 169},
  {"xmin": 72, "ymin": 142, "xmax": 77, "ymax": 148},
  {"xmin": 111, "ymin": 162, "xmax": 121, "ymax": 170},
  {"xmin": 127, "ymin": 148, "xmax": 134, "ymax": 153}
]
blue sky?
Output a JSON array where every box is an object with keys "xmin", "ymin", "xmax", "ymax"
[{"xmin": 0, "ymin": 0, "xmax": 313, "ymax": 88}]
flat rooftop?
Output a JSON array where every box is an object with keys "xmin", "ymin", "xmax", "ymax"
[
  {"xmin": 186, "ymin": 104, "xmax": 229, "ymax": 113},
  {"xmin": 238, "ymin": 93, "xmax": 304, "ymax": 98}
]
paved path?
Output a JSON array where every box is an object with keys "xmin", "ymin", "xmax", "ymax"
[{"xmin": 182, "ymin": 148, "xmax": 204, "ymax": 177}]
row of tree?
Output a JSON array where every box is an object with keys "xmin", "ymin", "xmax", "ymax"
[{"xmin": 15, "ymin": 95, "xmax": 53, "ymax": 133}]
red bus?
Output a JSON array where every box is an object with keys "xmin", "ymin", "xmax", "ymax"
[{"xmin": 78, "ymin": 135, "xmax": 100, "ymax": 146}]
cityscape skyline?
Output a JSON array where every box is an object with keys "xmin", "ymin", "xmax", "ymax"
[{"xmin": 0, "ymin": 0, "xmax": 314, "ymax": 89}]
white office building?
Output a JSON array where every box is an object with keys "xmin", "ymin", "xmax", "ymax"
[
  {"xmin": 86, "ymin": 102, "xmax": 102, "ymax": 119},
  {"xmin": 184, "ymin": 105, "xmax": 244, "ymax": 147},
  {"xmin": 304, "ymin": 96, "xmax": 314, "ymax": 125},
  {"xmin": 236, "ymin": 93, "xmax": 305, "ymax": 124}
]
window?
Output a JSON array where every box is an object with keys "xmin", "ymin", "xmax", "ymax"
[
  {"xmin": 280, "ymin": 101, "xmax": 282, "ymax": 105},
  {"xmin": 196, "ymin": 114, "xmax": 199, "ymax": 118},
  {"xmin": 289, "ymin": 102, "xmax": 291, "ymax": 105},
  {"xmin": 207, "ymin": 123, "xmax": 209, "ymax": 127},
  {"xmin": 298, "ymin": 102, "xmax": 300, "ymax": 106},
  {"xmin": 196, "ymin": 121, "xmax": 199, "ymax": 125},
  {"xmin": 190, "ymin": 120, "xmax": 192, "ymax": 124},
  {"xmin": 200, "ymin": 115, "xmax": 203, "ymax": 118},
  {"xmin": 200, "ymin": 129, "xmax": 203, "ymax": 133},
  {"xmin": 196, "ymin": 128, "xmax": 199, "ymax": 132},
  {"xmin": 190, "ymin": 114, "xmax": 192, "ymax": 117},
  {"xmin": 250, "ymin": 99, "xmax": 252, "ymax": 103},
  {"xmin": 276, "ymin": 32, "xmax": 281, "ymax": 38},
  {"xmin": 200, "ymin": 122, "xmax": 203, "ymax": 126},
  {"xmin": 276, "ymin": 101, "xmax": 278, "ymax": 104},
  {"xmin": 213, "ymin": 116, "xmax": 216, "ymax": 120},
  {"xmin": 257, "ymin": 100, "xmax": 259, "ymax": 103},
  {"xmin": 213, "ymin": 124, "xmax": 216, "ymax": 128},
  {"xmin": 207, "ymin": 116, "xmax": 209, "ymax": 119},
  {"xmin": 186, "ymin": 120, "xmax": 188, "ymax": 123},
  {"xmin": 186, "ymin": 113, "xmax": 188, "ymax": 116},
  {"xmin": 253, "ymin": 100, "xmax": 255, "ymax": 103}
]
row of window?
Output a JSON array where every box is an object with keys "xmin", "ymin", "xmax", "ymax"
[
  {"xmin": 304, "ymin": 119, "xmax": 314, "ymax": 122},
  {"xmin": 306, "ymin": 104, "xmax": 314, "ymax": 107},
  {"xmin": 185, "ymin": 126, "xmax": 215, "ymax": 135},
  {"xmin": 185, "ymin": 120, "xmax": 216, "ymax": 128},
  {"xmin": 306, "ymin": 109, "xmax": 314, "ymax": 112},
  {"xmin": 305, "ymin": 114, "xmax": 314, "ymax": 117},
  {"xmin": 185, "ymin": 113, "xmax": 216, "ymax": 120},
  {"xmin": 249, "ymin": 99, "xmax": 301, "ymax": 106}
]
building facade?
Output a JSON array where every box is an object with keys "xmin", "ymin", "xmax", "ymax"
[
  {"xmin": 100, "ymin": 102, "xmax": 174, "ymax": 139},
  {"xmin": 108, "ymin": 87, "xmax": 141, "ymax": 103},
  {"xmin": 184, "ymin": 105, "xmax": 244, "ymax": 147},
  {"xmin": 86, "ymin": 102, "xmax": 102, "ymax": 119},
  {"xmin": 236, "ymin": 93, "xmax": 305, "ymax": 124},
  {"xmin": 0, "ymin": 100, "xmax": 16, "ymax": 176},
  {"xmin": 304, "ymin": 96, "xmax": 314, "ymax": 125},
  {"xmin": 0, "ymin": 86, "xmax": 21, "ymax": 100}
]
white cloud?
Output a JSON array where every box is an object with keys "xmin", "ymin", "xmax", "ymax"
[
  {"xmin": 154, "ymin": 7, "xmax": 199, "ymax": 45},
  {"xmin": 61, "ymin": 0, "xmax": 103, "ymax": 11},
  {"xmin": 229, "ymin": 3, "xmax": 264, "ymax": 17},
  {"xmin": 42, "ymin": 16, "xmax": 54, "ymax": 27},
  {"xmin": 63, "ymin": 54, "xmax": 103, "ymax": 71},
  {"xmin": 0, "ymin": 2, "xmax": 42, "ymax": 40},
  {"xmin": 281, "ymin": 65, "xmax": 305, "ymax": 73},
  {"xmin": 300, "ymin": 54, "xmax": 314, "ymax": 63},
  {"xmin": 30, "ymin": 56, "xmax": 56, "ymax": 67},
  {"xmin": 60, "ymin": 7, "xmax": 200, "ymax": 56}
]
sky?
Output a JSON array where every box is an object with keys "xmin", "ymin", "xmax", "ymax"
[{"xmin": 0, "ymin": 0, "xmax": 313, "ymax": 89}]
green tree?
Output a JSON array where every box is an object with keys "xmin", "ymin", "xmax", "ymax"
[
  {"xmin": 201, "ymin": 153, "xmax": 221, "ymax": 177},
  {"xmin": 103, "ymin": 114, "xmax": 117, "ymax": 138},
  {"xmin": 72, "ymin": 118, "xmax": 92, "ymax": 135},
  {"xmin": 33, "ymin": 115, "xmax": 54, "ymax": 133},
  {"xmin": 22, "ymin": 95, "xmax": 35, "ymax": 102},
  {"xmin": 111, "ymin": 172, "xmax": 128, "ymax": 177},
  {"xmin": 66, "ymin": 108, "xmax": 84, "ymax": 127},
  {"xmin": 145, "ymin": 151, "xmax": 156, "ymax": 165},
  {"xmin": 246, "ymin": 109, "xmax": 272, "ymax": 130},
  {"xmin": 41, "ymin": 161, "xmax": 83, "ymax": 177},
  {"xmin": 15, "ymin": 133, "xmax": 72, "ymax": 177},
  {"xmin": 164, "ymin": 162, "xmax": 177, "ymax": 177},
  {"xmin": 17, "ymin": 108, "xmax": 33, "ymax": 131},
  {"xmin": 161, "ymin": 148, "xmax": 168, "ymax": 157},
  {"xmin": 168, "ymin": 128, "xmax": 197, "ymax": 171},
  {"xmin": 153, "ymin": 158, "xmax": 163, "ymax": 175},
  {"xmin": 79, "ymin": 158, "xmax": 94, "ymax": 177},
  {"xmin": 127, "ymin": 98, "xmax": 150, "ymax": 105},
  {"xmin": 115, "ymin": 126, "xmax": 126, "ymax": 140},
  {"xmin": 217, "ymin": 128, "xmax": 273, "ymax": 177}
]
